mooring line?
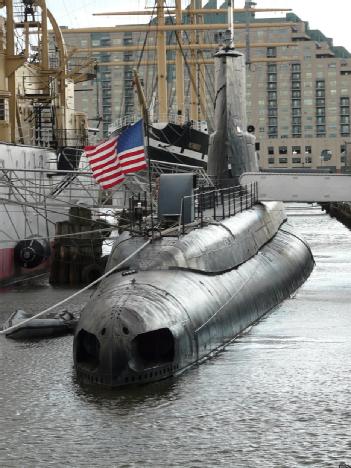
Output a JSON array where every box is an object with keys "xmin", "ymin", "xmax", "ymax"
[{"xmin": 0, "ymin": 239, "xmax": 151, "ymax": 336}]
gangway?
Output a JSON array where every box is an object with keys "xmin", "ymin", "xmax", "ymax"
[{"xmin": 240, "ymin": 172, "xmax": 351, "ymax": 202}]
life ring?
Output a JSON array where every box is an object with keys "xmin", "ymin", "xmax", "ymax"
[{"xmin": 14, "ymin": 238, "xmax": 51, "ymax": 269}]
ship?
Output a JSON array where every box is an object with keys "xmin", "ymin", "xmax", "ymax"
[
  {"xmin": 0, "ymin": 1, "xmax": 101, "ymax": 286},
  {"xmin": 73, "ymin": 1, "xmax": 315, "ymax": 387}
]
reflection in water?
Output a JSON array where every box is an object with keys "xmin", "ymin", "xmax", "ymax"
[{"xmin": 1, "ymin": 205, "xmax": 351, "ymax": 467}]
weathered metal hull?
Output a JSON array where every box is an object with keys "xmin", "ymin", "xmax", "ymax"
[{"xmin": 73, "ymin": 203, "xmax": 314, "ymax": 387}]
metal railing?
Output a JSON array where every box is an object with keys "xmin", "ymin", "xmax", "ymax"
[
  {"xmin": 123, "ymin": 182, "xmax": 258, "ymax": 237},
  {"xmin": 109, "ymin": 113, "xmax": 208, "ymax": 134},
  {"xmin": 180, "ymin": 182, "xmax": 259, "ymax": 234}
]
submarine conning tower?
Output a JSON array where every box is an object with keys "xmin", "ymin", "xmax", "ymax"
[{"xmin": 207, "ymin": 46, "xmax": 258, "ymax": 188}]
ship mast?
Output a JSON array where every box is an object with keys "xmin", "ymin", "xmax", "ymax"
[
  {"xmin": 175, "ymin": 0, "xmax": 184, "ymax": 119},
  {"xmin": 0, "ymin": 0, "xmax": 89, "ymax": 147},
  {"xmin": 156, "ymin": 0, "xmax": 168, "ymax": 120}
]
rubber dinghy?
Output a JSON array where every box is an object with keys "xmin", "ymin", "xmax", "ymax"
[
  {"xmin": 3, "ymin": 309, "xmax": 77, "ymax": 340},
  {"xmin": 73, "ymin": 202, "xmax": 314, "ymax": 387}
]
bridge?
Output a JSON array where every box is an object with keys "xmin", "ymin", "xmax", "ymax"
[{"xmin": 240, "ymin": 172, "xmax": 351, "ymax": 202}]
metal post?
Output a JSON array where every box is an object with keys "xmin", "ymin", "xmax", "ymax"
[
  {"xmin": 181, "ymin": 198, "xmax": 185, "ymax": 235},
  {"xmin": 200, "ymin": 191, "xmax": 204, "ymax": 227},
  {"xmin": 222, "ymin": 190, "xmax": 225, "ymax": 219},
  {"xmin": 228, "ymin": 188, "xmax": 231, "ymax": 217},
  {"xmin": 213, "ymin": 191, "xmax": 216, "ymax": 220}
]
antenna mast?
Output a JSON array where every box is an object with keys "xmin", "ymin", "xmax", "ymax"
[{"xmin": 227, "ymin": 0, "xmax": 235, "ymax": 48}]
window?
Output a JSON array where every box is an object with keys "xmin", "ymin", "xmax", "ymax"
[
  {"xmin": 341, "ymin": 125, "xmax": 350, "ymax": 135},
  {"xmin": 317, "ymin": 125, "xmax": 326, "ymax": 134},
  {"xmin": 268, "ymin": 146, "xmax": 274, "ymax": 155},
  {"xmin": 292, "ymin": 117, "xmax": 301, "ymax": 125},
  {"xmin": 268, "ymin": 92, "xmax": 277, "ymax": 100},
  {"xmin": 279, "ymin": 158, "xmax": 288, "ymax": 164},
  {"xmin": 321, "ymin": 149, "xmax": 332, "ymax": 161},
  {"xmin": 317, "ymin": 116, "xmax": 325, "ymax": 124},
  {"xmin": 292, "ymin": 126, "xmax": 301, "ymax": 135},
  {"xmin": 292, "ymin": 90, "xmax": 301, "ymax": 99},
  {"xmin": 268, "ymin": 82, "xmax": 277, "ymax": 90},
  {"xmin": 291, "ymin": 63, "xmax": 301, "ymax": 72},
  {"xmin": 316, "ymin": 99, "xmax": 325, "ymax": 107},
  {"xmin": 292, "ymin": 108, "xmax": 301, "ymax": 116},
  {"xmin": 292, "ymin": 100, "xmax": 301, "ymax": 108},
  {"xmin": 305, "ymin": 156, "xmax": 312, "ymax": 163},
  {"xmin": 292, "ymin": 73, "xmax": 301, "ymax": 81},
  {"xmin": 268, "ymin": 109, "xmax": 277, "ymax": 116},
  {"xmin": 292, "ymin": 157, "xmax": 301, "ymax": 164},
  {"xmin": 267, "ymin": 47, "xmax": 277, "ymax": 58},
  {"xmin": 292, "ymin": 82, "xmax": 301, "ymax": 89},
  {"xmin": 267, "ymin": 63, "xmax": 277, "ymax": 72},
  {"xmin": 0, "ymin": 98, "xmax": 7, "ymax": 120},
  {"xmin": 268, "ymin": 157, "xmax": 275, "ymax": 164},
  {"xmin": 292, "ymin": 146, "xmax": 301, "ymax": 154},
  {"xmin": 305, "ymin": 146, "xmax": 312, "ymax": 154},
  {"xmin": 279, "ymin": 146, "xmax": 288, "ymax": 154},
  {"xmin": 340, "ymin": 97, "xmax": 350, "ymax": 106},
  {"xmin": 316, "ymin": 89, "xmax": 325, "ymax": 98},
  {"xmin": 341, "ymin": 116, "xmax": 350, "ymax": 124},
  {"xmin": 268, "ymin": 118, "xmax": 277, "ymax": 126},
  {"xmin": 316, "ymin": 80, "xmax": 325, "ymax": 89}
]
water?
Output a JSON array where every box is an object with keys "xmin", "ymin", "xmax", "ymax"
[{"xmin": 1, "ymin": 205, "xmax": 351, "ymax": 467}]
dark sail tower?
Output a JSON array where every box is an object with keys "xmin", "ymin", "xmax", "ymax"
[{"xmin": 207, "ymin": 0, "xmax": 258, "ymax": 186}]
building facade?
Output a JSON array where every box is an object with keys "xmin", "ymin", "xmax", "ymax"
[{"xmin": 59, "ymin": 4, "xmax": 351, "ymax": 172}]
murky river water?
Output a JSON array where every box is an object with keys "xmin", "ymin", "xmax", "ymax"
[{"xmin": 1, "ymin": 205, "xmax": 351, "ymax": 467}]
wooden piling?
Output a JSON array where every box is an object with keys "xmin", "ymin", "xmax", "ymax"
[{"xmin": 49, "ymin": 207, "xmax": 110, "ymax": 285}]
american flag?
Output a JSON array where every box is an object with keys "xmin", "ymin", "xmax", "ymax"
[{"xmin": 84, "ymin": 119, "xmax": 148, "ymax": 190}]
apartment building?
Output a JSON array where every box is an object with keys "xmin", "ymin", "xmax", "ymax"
[{"xmin": 59, "ymin": 4, "xmax": 351, "ymax": 172}]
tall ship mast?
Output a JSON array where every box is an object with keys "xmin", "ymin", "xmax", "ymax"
[{"xmin": 0, "ymin": 1, "xmax": 99, "ymax": 286}]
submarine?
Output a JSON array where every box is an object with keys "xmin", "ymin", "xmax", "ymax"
[{"xmin": 73, "ymin": 28, "xmax": 315, "ymax": 387}]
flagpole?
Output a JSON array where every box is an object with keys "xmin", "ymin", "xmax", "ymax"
[{"xmin": 133, "ymin": 69, "xmax": 155, "ymax": 241}]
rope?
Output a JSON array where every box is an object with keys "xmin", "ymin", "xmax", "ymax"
[{"xmin": 0, "ymin": 239, "xmax": 151, "ymax": 336}]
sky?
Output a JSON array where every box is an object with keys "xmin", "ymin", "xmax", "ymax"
[{"xmin": 45, "ymin": 0, "xmax": 351, "ymax": 52}]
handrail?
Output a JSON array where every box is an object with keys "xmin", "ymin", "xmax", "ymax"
[{"xmin": 179, "ymin": 182, "xmax": 259, "ymax": 234}]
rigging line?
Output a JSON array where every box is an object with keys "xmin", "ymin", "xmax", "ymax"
[
  {"xmin": 164, "ymin": 2, "xmax": 206, "ymax": 119},
  {"xmin": 1, "ymin": 203, "xmax": 20, "ymax": 240},
  {"xmin": 1, "ymin": 169, "xmax": 62, "ymax": 228},
  {"xmin": 0, "ymin": 272, "xmax": 48, "ymax": 288},
  {"xmin": 0, "ymin": 239, "xmax": 152, "ymax": 336},
  {"xmin": 0, "ymin": 173, "xmax": 114, "ymax": 220},
  {"xmin": 1, "ymin": 170, "xmax": 36, "ymax": 234},
  {"xmin": 0, "ymin": 169, "xmax": 103, "ymax": 217},
  {"xmin": 136, "ymin": 2, "xmax": 157, "ymax": 71},
  {"xmin": 0, "ymin": 186, "xmax": 123, "ymax": 227},
  {"xmin": 0, "ymin": 226, "xmax": 119, "ymax": 245}
]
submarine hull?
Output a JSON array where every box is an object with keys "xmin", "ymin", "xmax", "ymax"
[{"xmin": 74, "ymin": 214, "xmax": 314, "ymax": 387}]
